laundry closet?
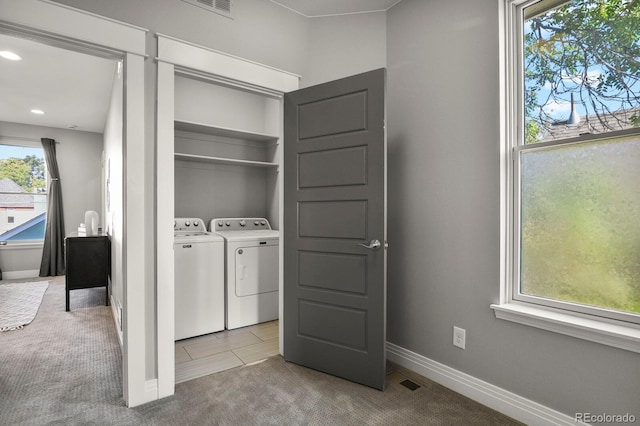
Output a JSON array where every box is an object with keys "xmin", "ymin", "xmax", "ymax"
[
  {"xmin": 173, "ymin": 75, "xmax": 285, "ymax": 337},
  {"xmin": 157, "ymin": 33, "xmax": 388, "ymax": 395},
  {"xmin": 156, "ymin": 35, "xmax": 299, "ymax": 389},
  {"xmin": 173, "ymin": 76, "xmax": 282, "ymax": 225}
]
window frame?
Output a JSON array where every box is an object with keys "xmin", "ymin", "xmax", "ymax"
[
  {"xmin": 0, "ymin": 138, "xmax": 48, "ymax": 245},
  {"xmin": 494, "ymin": 0, "xmax": 640, "ymax": 352}
]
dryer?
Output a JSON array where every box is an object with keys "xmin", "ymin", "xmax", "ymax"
[{"xmin": 210, "ymin": 218, "xmax": 279, "ymax": 330}]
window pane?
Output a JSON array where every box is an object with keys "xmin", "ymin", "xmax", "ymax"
[
  {"xmin": 520, "ymin": 136, "xmax": 640, "ymax": 315},
  {"xmin": 523, "ymin": 0, "xmax": 640, "ymax": 144},
  {"xmin": 0, "ymin": 144, "xmax": 47, "ymax": 241}
]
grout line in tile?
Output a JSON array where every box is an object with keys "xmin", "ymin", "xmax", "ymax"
[{"xmin": 174, "ymin": 320, "xmax": 280, "ymax": 381}]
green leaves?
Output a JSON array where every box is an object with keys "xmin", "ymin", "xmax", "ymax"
[
  {"xmin": 0, "ymin": 156, "xmax": 46, "ymax": 192},
  {"xmin": 524, "ymin": 0, "xmax": 640, "ymax": 141}
]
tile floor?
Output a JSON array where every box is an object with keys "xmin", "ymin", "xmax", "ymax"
[{"xmin": 175, "ymin": 320, "xmax": 279, "ymax": 383}]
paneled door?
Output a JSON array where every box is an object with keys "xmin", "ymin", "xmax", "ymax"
[{"xmin": 283, "ymin": 68, "xmax": 387, "ymax": 390}]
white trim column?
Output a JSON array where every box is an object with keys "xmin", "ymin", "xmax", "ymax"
[
  {"xmin": 123, "ymin": 51, "xmax": 147, "ymax": 407},
  {"xmin": 156, "ymin": 60, "xmax": 176, "ymax": 399}
]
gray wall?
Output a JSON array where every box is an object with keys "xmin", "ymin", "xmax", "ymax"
[
  {"xmin": 386, "ymin": 0, "xmax": 640, "ymax": 418},
  {"xmin": 0, "ymin": 121, "xmax": 103, "ymax": 274},
  {"xmin": 305, "ymin": 11, "xmax": 387, "ymax": 86}
]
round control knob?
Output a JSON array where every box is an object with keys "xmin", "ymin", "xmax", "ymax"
[
  {"xmin": 185, "ymin": 220, "xmax": 191, "ymax": 226},
  {"xmin": 254, "ymin": 221, "xmax": 259, "ymax": 226},
  {"xmin": 217, "ymin": 221, "xmax": 223, "ymax": 227},
  {"xmin": 225, "ymin": 221, "xmax": 231, "ymax": 227},
  {"xmin": 239, "ymin": 220, "xmax": 246, "ymax": 227},
  {"xmin": 193, "ymin": 220, "xmax": 199, "ymax": 227},
  {"xmin": 261, "ymin": 220, "xmax": 266, "ymax": 225}
]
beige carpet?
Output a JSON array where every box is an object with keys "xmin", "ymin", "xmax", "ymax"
[
  {"xmin": 0, "ymin": 281, "xmax": 49, "ymax": 331},
  {"xmin": 0, "ymin": 278, "xmax": 521, "ymax": 425}
]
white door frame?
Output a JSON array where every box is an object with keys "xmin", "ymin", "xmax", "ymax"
[
  {"xmin": 0, "ymin": 0, "xmax": 149, "ymax": 407},
  {"xmin": 155, "ymin": 34, "xmax": 299, "ymax": 398}
]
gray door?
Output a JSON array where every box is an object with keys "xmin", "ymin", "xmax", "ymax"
[{"xmin": 283, "ymin": 68, "xmax": 387, "ymax": 390}]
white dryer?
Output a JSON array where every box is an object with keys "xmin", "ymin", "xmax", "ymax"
[
  {"xmin": 174, "ymin": 218, "xmax": 225, "ymax": 340},
  {"xmin": 210, "ymin": 218, "xmax": 279, "ymax": 330}
]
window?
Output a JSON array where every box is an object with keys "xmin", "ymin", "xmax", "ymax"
[
  {"xmin": 0, "ymin": 143, "xmax": 47, "ymax": 242},
  {"xmin": 496, "ymin": 0, "xmax": 640, "ymax": 350}
]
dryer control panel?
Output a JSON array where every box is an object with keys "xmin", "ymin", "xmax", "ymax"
[{"xmin": 211, "ymin": 218, "xmax": 272, "ymax": 231}]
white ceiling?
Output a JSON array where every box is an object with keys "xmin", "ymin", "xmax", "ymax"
[
  {"xmin": 0, "ymin": 33, "xmax": 116, "ymax": 134},
  {"xmin": 270, "ymin": 0, "xmax": 402, "ymax": 17}
]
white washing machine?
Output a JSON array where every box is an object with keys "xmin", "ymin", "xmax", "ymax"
[
  {"xmin": 174, "ymin": 217, "xmax": 225, "ymax": 340},
  {"xmin": 210, "ymin": 218, "xmax": 279, "ymax": 330}
]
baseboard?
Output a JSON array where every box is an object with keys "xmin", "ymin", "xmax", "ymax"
[
  {"xmin": 2, "ymin": 269, "xmax": 40, "ymax": 280},
  {"xmin": 386, "ymin": 342, "xmax": 580, "ymax": 426},
  {"xmin": 145, "ymin": 379, "xmax": 159, "ymax": 403},
  {"xmin": 109, "ymin": 294, "xmax": 123, "ymax": 347}
]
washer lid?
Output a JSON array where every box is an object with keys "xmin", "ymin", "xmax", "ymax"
[
  {"xmin": 213, "ymin": 229, "xmax": 279, "ymax": 242},
  {"xmin": 174, "ymin": 231, "xmax": 224, "ymax": 244}
]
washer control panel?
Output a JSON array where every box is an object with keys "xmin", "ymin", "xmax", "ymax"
[
  {"xmin": 174, "ymin": 217, "xmax": 207, "ymax": 233},
  {"xmin": 211, "ymin": 218, "xmax": 272, "ymax": 231}
]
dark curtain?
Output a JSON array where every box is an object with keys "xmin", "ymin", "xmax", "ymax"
[{"xmin": 39, "ymin": 138, "xmax": 66, "ymax": 276}]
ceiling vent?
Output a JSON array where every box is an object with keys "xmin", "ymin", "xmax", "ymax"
[{"xmin": 181, "ymin": 0, "xmax": 232, "ymax": 19}]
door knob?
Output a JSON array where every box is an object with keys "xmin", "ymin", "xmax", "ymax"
[{"xmin": 358, "ymin": 239, "xmax": 381, "ymax": 250}]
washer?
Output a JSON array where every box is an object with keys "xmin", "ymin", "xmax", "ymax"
[
  {"xmin": 174, "ymin": 217, "xmax": 225, "ymax": 340},
  {"xmin": 210, "ymin": 218, "xmax": 279, "ymax": 330}
]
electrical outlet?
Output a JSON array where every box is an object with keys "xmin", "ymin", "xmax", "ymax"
[{"xmin": 453, "ymin": 326, "xmax": 466, "ymax": 349}]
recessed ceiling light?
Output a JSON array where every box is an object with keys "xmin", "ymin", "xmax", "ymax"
[
  {"xmin": 0, "ymin": 51, "xmax": 22, "ymax": 61},
  {"xmin": 30, "ymin": 109, "xmax": 45, "ymax": 115}
]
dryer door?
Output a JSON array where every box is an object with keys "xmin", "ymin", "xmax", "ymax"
[{"xmin": 235, "ymin": 243, "xmax": 278, "ymax": 297}]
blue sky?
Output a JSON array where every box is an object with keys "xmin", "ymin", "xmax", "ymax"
[{"xmin": 0, "ymin": 144, "xmax": 44, "ymax": 160}]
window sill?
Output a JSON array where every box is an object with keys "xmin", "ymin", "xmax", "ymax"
[
  {"xmin": 0, "ymin": 242, "xmax": 44, "ymax": 250},
  {"xmin": 491, "ymin": 303, "xmax": 640, "ymax": 354}
]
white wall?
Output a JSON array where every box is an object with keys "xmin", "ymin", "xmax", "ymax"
[
  {"xmin": 0, "ymin": 121, "xmax": 103, "ymax": 275},
  {"xmin": 386, "ymin": 0, "xmax": 639, "ymax": 420},
  {"xmin": 103, "ymin": 63, "xmax": 124, "ymax": 335},
  {"xmin": 53, "ymin": 0, "xmax": 310, "ymax": 78}
]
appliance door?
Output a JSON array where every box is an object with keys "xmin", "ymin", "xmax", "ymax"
[
  {"xmin": 174, "ymin": 240, "xmax": 224, "ymax": 340},
  {"xmin": 234, "ymin": 241, "xmax": 278, "ymax": 297}
]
